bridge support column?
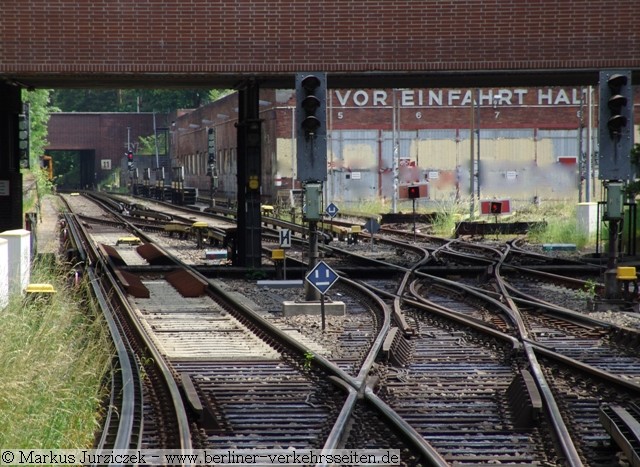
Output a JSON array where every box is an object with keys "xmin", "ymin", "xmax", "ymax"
[
  {"xmin": 235, "ymin": 79, "xmax": 262, "ymax": 268},
  {"xmin": 0, "ymin": 83, "xmax": 23, "ymax": 232}
]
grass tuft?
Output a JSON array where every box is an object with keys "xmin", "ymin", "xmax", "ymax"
[
  {"xmin": 525, "ymin": 202, "xmax": 593, "ymax": 249},
  {"xmin": 0, "ymin": 258, "xmax": 112, "ymax": 448}
]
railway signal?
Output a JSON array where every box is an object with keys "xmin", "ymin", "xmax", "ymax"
[
  {"xmin": 207, "ymin": 127, "xmax": 216, "ymax": 175},
  {"xmin": 598, "ymin": 70, "xmax": 634, "ymax": 180},
  {"xmin": 126, "ymin": 151, "xmax": 134, "ymax": 170},
  {"xmin": 295, "ymin": 72, "xmax": 327, "ymax": 182},
  {"xmin": 597, "ymin": 70, "xmax": 634, "ymax": 298},
  {"xmin": 18, "ymin": 111, "xmax": 29, "ymax": 168},
  {"xmin": 407, "ymin": 185, "xmax": 420, "ymax": 199}
]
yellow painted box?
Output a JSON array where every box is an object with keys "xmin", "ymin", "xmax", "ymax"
[
  {"xmin": 25, "ymin": 283, "xmax": 56, "ymax": 294},
  {"xmin": 617, "ymin": 266, "xmax": 637, "ymax": 280}
]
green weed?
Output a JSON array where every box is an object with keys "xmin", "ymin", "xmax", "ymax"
[
  {"xmin": 526, "ymin": 203, "xmax": 592, "ymax": 249},
  {"xmin": 303, "ymin": 351, "xmax": 314, "ymax": 370}
]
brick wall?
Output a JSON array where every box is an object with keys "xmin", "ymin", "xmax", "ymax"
[
  {"xmin": 46, "ymin": 113, "xmax": 168, "ymax": 181},
  {"xmin": 0, "ymin": 1, "xmax": 637, "ymax": 85}
]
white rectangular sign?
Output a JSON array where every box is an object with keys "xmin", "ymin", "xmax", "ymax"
[{"xmin": 279, "ymin": 229, "xmax": 291, "ymax": 248}]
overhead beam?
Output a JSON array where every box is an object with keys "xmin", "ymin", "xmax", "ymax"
[{"xmin": 1, "ymin": 69, "xmax": 632, "ymax": 90}]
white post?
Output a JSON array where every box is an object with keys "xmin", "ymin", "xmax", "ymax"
[
  {"xmin": 470, "ymin": 89, "xmax": 475, "ymax": 218},
  {"xmin": 586, "ymin": 86, "xmax": 593, "ymax": 202},
  {"xmin": 0, "ymin": 229, "xmax": 31, "ymax": 297},
  {"xmin": 153, "ymin": 112, "xmax": 160, "ymax": 169},
  {"xmin": 392, "ymin": 90, "xmax": 399, "ymax": 214}
]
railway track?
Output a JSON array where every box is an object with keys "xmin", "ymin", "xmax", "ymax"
[
  {"xmin": 57, "ymin": 192, "xmax": 640, "ymax": 465},
  {"xmin": 324, "ymin": 227, "xmax": 640, "ymax": 464},
  {"xmin": 61, "ymin": 200, "xmax": 192, "ymax": 455},
  {"xmin": 61, "ymin": 193, "xmax": 435, "ymax": 464}
]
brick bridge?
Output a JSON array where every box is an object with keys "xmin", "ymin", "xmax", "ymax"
[{"xmin": 1, "ymin": 0, "xmax": 638, "ymax": 265}]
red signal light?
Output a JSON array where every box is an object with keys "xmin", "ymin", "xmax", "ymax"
[{"xmin": 408, "ymin": 185, "xmax": 420, "ymax": 199}]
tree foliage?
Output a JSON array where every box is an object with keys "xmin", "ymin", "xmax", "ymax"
[
  {"xmin": 138, "ymin": 133, "xmax": 167, "ymax": 156},
  {"xmin": 22, "ymin": 88, "xmax": 58, "ymax": 168},
  {"xmin": 208, "ymin": 89, "xmax": 232, "ymax": 102},
  {"xmin": 48, "ymin": 150, "xmax": 81, "ymax": 188},
  {"xmin": 25, "ymin": 88, "xmax": 232, "ymax": 186},
  {"xmin": 50, "ymin": 88, "xmax": 229, "ymax": 113}
]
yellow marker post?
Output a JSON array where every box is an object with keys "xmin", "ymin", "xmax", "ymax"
[
  {"xmin": 272, "ymin": 249, "xmax": 286, "ymax": 280},
  {"xmin": 617, "ymin": 266, "xmax": 637, "ymax": 300},
  {"xmin": 25, "ymin": 283, "xmax": 56, "ymax": 294},
  {"xmin": 25, "ymin": 283, "xmax": 56, "ymax": 303},
  {"xmin": 261, "ymin": 205, "xmax": 274, "ymax": 216},
  {"xmin": 116, "ymin": 236, "xmax": 142, "ymax": 246},
  {"xmin": 617, "ymin": 266, "xmax": 637, "ymax": 280},
  {"xmin": 192, "ymin": 221, "xmax": 208, "ymax": 248}
]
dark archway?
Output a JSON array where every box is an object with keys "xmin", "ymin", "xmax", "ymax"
[{"xmin": 46, "ymin": 149, "xmax": 96, "ymax": 190}]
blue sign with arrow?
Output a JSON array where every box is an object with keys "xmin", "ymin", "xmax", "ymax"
[
  {"xmin": 305, "ymin": 261, "xmax": 339, "ymax": 295},
  {"xmin": 325, "ymin": 202, "xmax": 339, "ymax": 218},
  {"xmin": 364, "ymin": 218, "xmax": 381, "ymax": 234}
]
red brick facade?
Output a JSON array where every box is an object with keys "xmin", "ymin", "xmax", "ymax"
[
  {"xmin": 171, "ymin": 85, "xmax": 633, "ymax": 204},
  {"xmin": 1, "ymin": 1, "xmax": 638, "ymax": 87},
  {"xmin": 46, "ymin": 113, "xmax": 168, "ymax": 186},
  {"xmin": 326, "ymin": 87, "xmax": 596, "ymax": 130}
]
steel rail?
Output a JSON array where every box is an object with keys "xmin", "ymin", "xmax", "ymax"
[
  {"xmin": 94, "ymin": 244, "xmax": 194, "ymax": 453},
  {"xmin": 63, "ymin": 196, "xmax": 193, "ymax": 457},
  {"xmin": 493, "ymin": 243, "xmax": 584, "ymax": 466},
  {"xmin": 328, "ymin": 233, "xmax": 633, "ymax": 465},
  {"xmin": 84, "ymin": 192, "xmax": 582, "ymax": 465},
  {"xmin": 363, "ymin": 385, "xmax": 450, "ymax": 467},
  {"xmin": 504, "ymin": 263, "xmax": 604, "ymax": 292},
  {"xmin": 405, "ymin": 279, "xmax": 640, "ymax": 393},
  {"xmin": 526, "ymin": 341, "xmax": 640, "ymax": 393},
  {"xmin": 203, "ymin": 267, "xmax": 446, "ymax": 463},
  {"xmin": 317, "ymin": 377, "xmax": 358, "ymax": 466},
  {"xmin": 62, "ymin": 212, "xmax": 138, "ymax": 452},
  {"xmin": 127, "ymin": 195, "xmax": 451, "ymax": 463}
]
